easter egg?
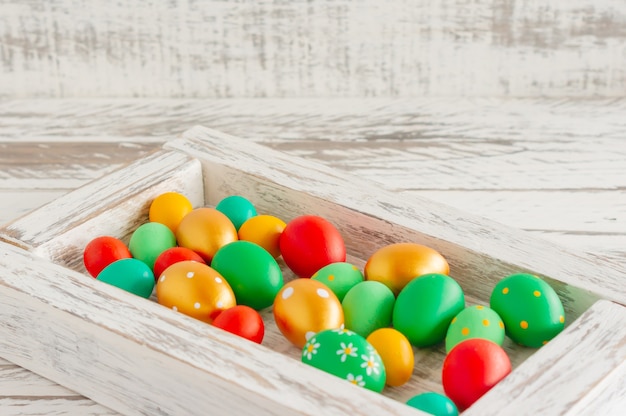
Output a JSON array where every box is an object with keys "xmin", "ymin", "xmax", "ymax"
[
  {"xmin": 279, "ymin": 215, "xmax": 346, "ymax": 278},
  {"xmin": 366, "ymin": 328, "xmax": 414, "ymax": 387},
  {"xmin": 302, "ymin": 327, "xmax": 386, "ymax": 393},
  {"xmin": 311, "ymin": 262, "xmax": 364, "ymax": 301},
  {"xmin": 153, "ymin": 247, "xmax": 206, "ymax": 280},
  {"xmin": 364, "ymin": 243, "xmax": 449, "ymax": 295},
  {"xmin": 149, "ymin": 192, "xmax": 193, "ymax": 233},
  {"xmin": 406, "ymin": 392, "xmax": 459, "ymax": 416},
  {"xmin": 83, "ymin": 236, "xmax": 132, "ymax": 277},
  {"xmin": 342, "ymin": 281, "xmax": 395, "ymax": 338},
  {"xmin": 128, "ymin": 222, "xmax": 177, "ymax": 270},
  {"xmin": 156, "ymin": 261, "xmax": 236, "ymax": 324},
  {"xmin": 490, "ymin": 273, "xmax": 565, "ymax": 347},
  {"xmin": 211, "ymin": 241, "xmax": 284, "ymax": 310},
  {"xmin": 175, "ymin": 207, "xmax": 238, "ymax": 262},
  {"xmin": 96, "ymin": 258, "xmax": 155, "ymax": 298},
  {"xmin": 216, "ymin": 195, "xmax": 257, "ymax": 231},
  {"xmin": 274, "ymin": 279, "xmax": 344, "ymax": 348},
  {"xmin": 445, "ymin": 305, "xmax": 505, "ymax": 353},
  {"xmin": 442, "ymin": 338, "xmax": 511, "ymax": 411},
  {"xmin": 238, "ymin": 214, "xmax": 286, "ymax": 258},
  {"xmin": 212, "ymin": 305, "xmax": 265, "ymax": 344},
  {"xmin": 393, "ymin": 273, "xmax": 465, "ymax": 347}
]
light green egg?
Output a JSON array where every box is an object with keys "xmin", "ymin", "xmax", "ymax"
[
  {"xmin": 342, "ymin": 281, "xmax": 395, "ymax": 338},
  {"xmin": 445, "ymin": 305, "xmax": 505, "ymax": 353},
  {"xmin": 311, "ymin": 262, "xmax": 364, "ymax": 301}
]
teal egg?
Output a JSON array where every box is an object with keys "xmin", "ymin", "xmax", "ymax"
[
  {"xmin": 96, "ymin": 258, "xmax": 155, "ymax": 298},
  {"xmin": 393, "ymin": 273, "xmax": 465, "ymax": 347},
  {"xmin": 311, "ymin": 262, "xmax": 364, "ymax": 301},
  {"xmin": 211, "ymin": 241, "xmax": 283, "ymax": 310},
  {"xmin": 302, "ymin": 327, "xmax": 386, "ymax": 393},
  {"xmin": 342, "ymin": 281, "xmax": 395, "ymax": 338},
  {"xmin": 215, "ymin": 195, "xmax": 257, "ymax": 231},
  {"xmin": 445, "ymin": 305, "xmax": 505, "ymax": 353},
  {"xmin": 406, "ymin": 392, "xmax": 459, "ymax": 416},
  {"xmin": 128, "ymin": 222, "xmax": 177, "ymax": 270}
]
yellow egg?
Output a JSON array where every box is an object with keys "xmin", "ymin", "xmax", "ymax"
[
  {"xmin": 156, "ymin": 261, "xmax": 236, "ymax": 324},
  {"xmin": 149, "ymin": 192, "xmax": 193, "ymax": 233},
  {"xmin": 175, "ymin": 207, "xmax": 238, "ymax": 262},
  {"xmin": 366, "ymin": 328, "xmax": 414, "ymax": 387},
  {"xmin": 364, "ymin": 243, "xmax": 449, "ymax": 295},
  {"xmin": 238, "ymin": 214, "xmax": 286, "ymax": 258},
  {"xmin": 274, "ymin": 279, "xmax": 344, "ymax": 348}
]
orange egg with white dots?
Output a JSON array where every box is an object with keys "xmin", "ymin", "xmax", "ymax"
[
  {"xmin": 156, "ymin": 261, "xmax": 236, "ymax": 324},
  {"xmin": 149, "ymin": 192, "xmax": 193, "ymax": 233},
  {"xmin": 238, "ymin": 214, "xmax": 286, "ymax": 258},
  {"xmin": 273, "ymin": 279, "xmax": 344, "ymax": 348}
]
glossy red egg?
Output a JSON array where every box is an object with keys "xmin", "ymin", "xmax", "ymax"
[
  {"xmin": 83, "ymin": 236, "xmax": 132, "ymax": 277},
  {"xmin": 153, "ymin": 247, "xmax": 206, "ymax": 280},
  {"xmin": 212, "ymin": 305, "xmax": 265, "ymax": 344}
]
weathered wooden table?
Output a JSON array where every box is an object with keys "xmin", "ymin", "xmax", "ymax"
[{"xmin": 0, "ymin": 98, "xmax": 625, "ymax": 414}]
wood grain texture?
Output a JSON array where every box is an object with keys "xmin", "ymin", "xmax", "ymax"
[{"xmin": 1, "ymin": 1, "xmax": 625, "ymax": 98}]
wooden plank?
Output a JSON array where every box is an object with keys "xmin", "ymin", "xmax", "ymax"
[
  {"xmin": 0, "ymin": 1, "xmax": 625, "ymax": 98},
  {"xmin": 465, "ymin": 300, "xmax": 626, "ymax": 415},
  {"xmin": 0, "ymin": 398, "xmax": 118, "ymax": 416}
]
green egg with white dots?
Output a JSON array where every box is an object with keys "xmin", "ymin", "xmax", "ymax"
[
  {"xmin": 490, "ymin": 273, "xmax": 565, "ymax": 348},
  {"xmin": 445, "ymin": 305, "xmax": 505, "ymax": 353},
  {"xmin": 311, "ymin": 262, "xmax": 364, "ymax": 301}
]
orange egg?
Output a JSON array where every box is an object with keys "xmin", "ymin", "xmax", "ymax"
[
  {"xmin": 273, "ymin": 279, "xmax": 344, "ymax": 348},
  {"xmin": 175, "ymin": 207, "xmax": 238, "ymax": 262},
  {"xmin": 366, "ymin": 328, "xmax": 415, "ymax": 387},
  {"xmin": 238, "ymin": 215, "xmax": 286, "ymax": 258},
  {"xmin": 364, "ymin": 243, "xmax": 449, "ymax": 295},
  {"xmin": 149, "ymin": 192, "xmax": 193, "ymax": 233},
  {"xmin": 156, "ymin": 261, "xmax": 236, "ymax": 323}
]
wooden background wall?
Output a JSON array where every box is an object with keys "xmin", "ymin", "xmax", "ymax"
[{"xmin": 1, "ymin": 0, "xmax": 625, "ymax": 98}]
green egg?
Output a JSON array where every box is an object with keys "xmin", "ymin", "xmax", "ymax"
[
  {"xmin": 215, "ymin": 195, "xmax": 257, "ymax": 231},
  {"xmin": 96, "ymin": 258, "xmax": 155, "ymax": 298},
  {"xmin": 311, "ymin": 262, "xmax": 364, "ymax": 301},
  {"xmin": 302, "ymin": 327, "xmax": 386, "ymax": 393},
  {"xmin": 490, "ymin": 273, "xmax": 565, "ymax": 348},
  {"xmin": 393, "ymin": 273, "xmax": 465, "ymax": 347},
  {"xmin": 129, "ymin": 222, "xmax": 177, "ymax": 270},
  {"xmin": 342, "ymin": 281, "xmax": 395, "ymax": 338},
  {"xmin": 445, "ymin": 305, "xmax": 505, "ymax": 353},
  {"xmin": 406, "ymin": 392, "xmax": 459, "ymax": 416},
  {"xmin": 211, "ymin": 240, "xmax": 283, "ymax": 310}
]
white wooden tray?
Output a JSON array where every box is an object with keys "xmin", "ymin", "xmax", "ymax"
[{"xmin": 0, "ymin": 126, "xmax": 624, "ymax": 415}]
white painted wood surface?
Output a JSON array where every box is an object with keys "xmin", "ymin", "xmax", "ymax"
[
  {"xmin": 1, "ymin": 1, "xmax": 625, "ymax": 98},
  {"xmin": 0, "ymin": 127, "xmax": 624, "ymax": 414}
]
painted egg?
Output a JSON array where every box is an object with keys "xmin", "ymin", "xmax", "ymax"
[
  {"xmin": 215, "ymin": 195, "xmax": 258, "ymax": 231},
  {"xmin": 393, "ymin": 273, "xmax": 465, "ymax": 347},
  {"xmin": 156, "ymin": 261, "xmax": 236, "ymax": 324},
  {"xmin": 149, "ymin": 192, "xmax": 193, "ymax": 233},
  {"xmin": 238, "ymin": 214, "xmax": 286, "ymax": 258},
  {"xmin": 406, "ymin": 392, "xmax": 459, "ymax": 416},
  {"xmin": 442, "ymin": 338, "xmax": 511, "ymax": 411},
  {"xmin": 490, "ymin": 273, "xmax": 565, "ymax": 347},
  {"xmin": 211, "ymin": 241, "xmax": 284, "ymax": 310},
  {"xmin": 153, "ymin": 247, "xmax": 206, "ymax": 280},
  {"xmin": 445, "ymin": 305, "xmax": 505, "ymax": 353},
  {"xmin": 273, "ymin": 279, "xmax": 344, "ymax": 348},
  {"xmin": 302, "ymin": 327, "xmax": 386, "ymax": 393},
  {"xmin": 342, "ymin": 281, "xmax": 395, "ymax": 338},
  {"xmin": 366, "ymin": 328, "xmax": 414, "ymax": 387},
  {"xmin": 83, "ymin": 236, "xmax": 132, "ymax": 277},
  {"xmin": 364, "ymin": 242, "xmax": 449, "ymax": 295},
  {"xmin": 279, "ymin": 215, "xmax": 346, "ymax": 278},
  {"xmin": 175, "ymin": 207, "xmax": 238, "ymax": 262},
  {"xmin": 212, "ymin": 305, "xmax": 265, "ymax": 344},
  {"xmin": 128, "ymin": 222, "xmax": 177, "ymax": 270},
  {"xmin": 311, "ymin": 262, "xmax": 364, "ymax": 302},
  {"xmin": 96, "ymin": 258, "xmax": 155, "ymax": 298}
]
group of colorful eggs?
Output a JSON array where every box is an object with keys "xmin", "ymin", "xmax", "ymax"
[{"xmin": 83, "ymin": 192, "xmax": 566, "ymax": 415}]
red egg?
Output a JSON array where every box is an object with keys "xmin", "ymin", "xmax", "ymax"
[
  {"xmin": 153, "ymin": 247, "xmax": 206, "ymax": 280},
  {"xmin": 279, "ymin": 215, "xmax": 346, "ymax": 278},
  {"xmin": 83, "ymin": 236, "xmax": 132, "ymax": 277},
  {"xmin": 213, "ymin": 305, "xmax": 265, "ymax": 344},
  {"xmin": 442, "ymin": 338, "xmax": 511, "ymax": 411}
]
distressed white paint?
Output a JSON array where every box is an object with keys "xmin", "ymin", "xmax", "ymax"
[{"xmin": 1, "ymin": 1, "xmax": 625, "ymax": 98}]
